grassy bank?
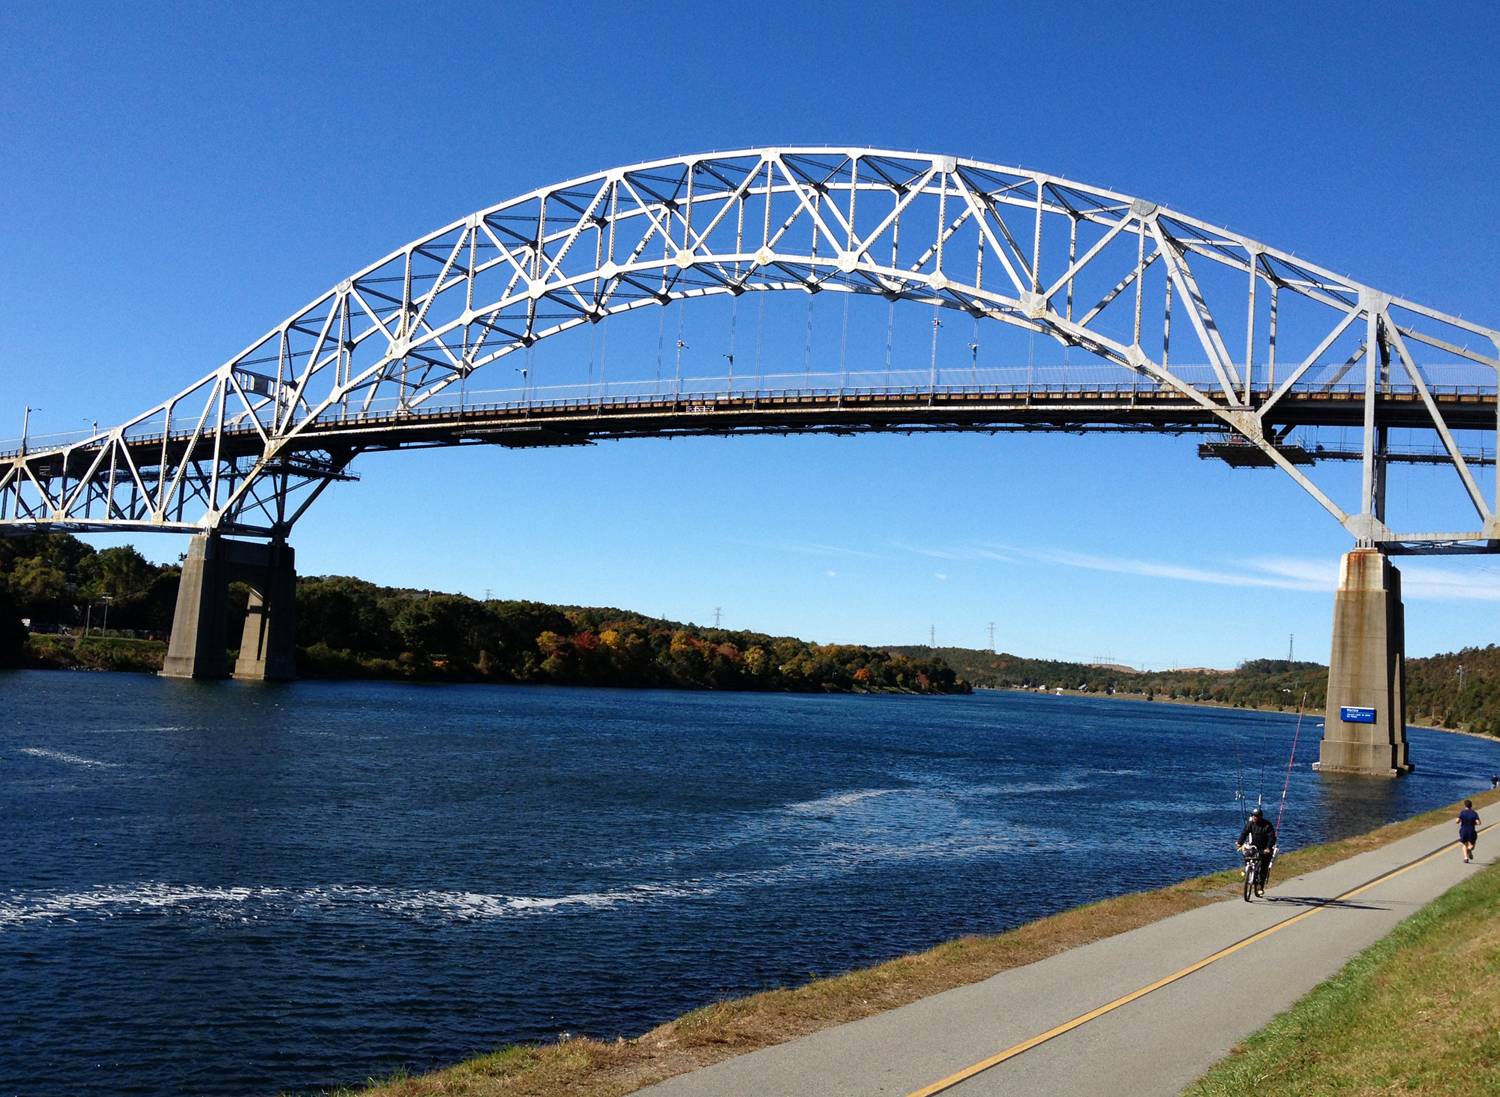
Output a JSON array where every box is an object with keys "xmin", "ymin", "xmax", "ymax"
[
  {"xmin": 25, "ymin": 633, "xmax": 167, "ymax": 672},
  {"xmin": 336, "ymin": 787, "xmax": 1500, "ymax": 1097},
  {"xmin": 1184, "ymin": 854, "xmax": 1500, "ymax": 1096}
]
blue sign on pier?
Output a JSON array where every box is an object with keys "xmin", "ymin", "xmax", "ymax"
[{"xmin": 1340, "ymin": 706, "xmax": 1377, "ymax": 723}]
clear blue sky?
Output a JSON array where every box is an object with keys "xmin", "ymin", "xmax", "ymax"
[{"xmin": 2, "ymin": 1, "xmax": 1497, "ymax": 667}]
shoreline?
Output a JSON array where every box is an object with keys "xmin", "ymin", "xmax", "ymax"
[
  {"xmin": 14, "ymin": 638, "xmax": 969, "ymax": 696},
  {"xmin": 347, "ymin": 786, "xmax": 1500, "ymax": 1097},
  {"xmin": 998, "ymin": 684, "xmax": 1499, "ymax": 741},
  {"xmin": 13, "ymin": 652, "xmax": 1494, "ymax": 739}
]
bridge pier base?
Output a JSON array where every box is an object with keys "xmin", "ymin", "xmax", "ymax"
[
  {"xmin": 232, "ymin": 541, "xmax": 298, "ymax": 681},
  {"xmin": 161, "ymin": 534, "xmax": 298, "ymax": 681},
  {"xmin": 1312, "ymin": 549, "xmax": 1411, "ymax": 777}
]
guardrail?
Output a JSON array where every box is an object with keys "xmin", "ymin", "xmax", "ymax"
[{"xmin": 3, "ymin": 379, "xmax": 1496, "ymax": 460}]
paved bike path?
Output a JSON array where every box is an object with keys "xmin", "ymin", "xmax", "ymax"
[{"xmin": 643, "ymin": 814, "xmax": 1490, "ymax": 1097}]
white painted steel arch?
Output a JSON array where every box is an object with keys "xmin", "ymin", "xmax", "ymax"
[{"xmin": 3, "ymin": 148, "xmax": 1498, "ymax": 549}]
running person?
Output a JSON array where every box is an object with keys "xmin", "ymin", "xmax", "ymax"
[
  {"xmin": 1237, "ymin": 806, "xmax": 1277, "ymax": 897},
  {"xmin": 1457, "ymin": 800, "xmax": 1481, "ymax": 863}
]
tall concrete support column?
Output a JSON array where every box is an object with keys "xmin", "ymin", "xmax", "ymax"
[
  {"xmin": 161, "ymin": 533, "xmax": 231, "ymax": 679},
  {"xmin": 1313, "ymin": 549, "xmax": 1412, "ymax": 776},
  {"xmin": 160, "ymin": 534, "xmax": 298, "ymax": 681},
  {"xmin": 233, "ymin": 541, "xmax": 297, "ymax": 681}
]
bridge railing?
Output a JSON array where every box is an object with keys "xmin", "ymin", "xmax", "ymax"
[
  {"xmin": 3, "ymin": 368, "xmax": 1497, "ymax": 458},
  {"xmin": 300, "ymin": 364, "xmax": 1499, "ymax": 423}
]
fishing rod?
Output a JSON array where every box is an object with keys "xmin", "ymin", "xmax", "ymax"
[
  {"xmin": 1257, "ymin": 711, "xmax": 1270, "ymax": 808},
  {"xmin": 1233, "ymin": 730, "xmax": 1245, "ymax": 808},
  {"xmin": 1275, "ymin": 692, "xmax": 1308, "ymax": 833}
]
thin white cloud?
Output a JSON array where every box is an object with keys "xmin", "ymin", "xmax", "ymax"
[
  {"xmin": 898, "ymin": 544, "xmax": 963, "ymax": 559},
  {"xmin": 902, "ymin": 542, "xmax": 1500, "ymax": 602},
  {"xmin": 895, "ymin": 543, "xmax": 1014, "ymax": 563},
  {"xmin": 1402, "ymin": 564, "xmax": 1500, "ymax": 601},
  {"xmin": 754, "ymin": 540, "xmax": 884, "ymax": 559},
  {"xmin": 993, "ymin": 546, "xmax": 1331, "ymax": 591},
  {"xmin": 1248, "ymin": 557, "xmax": 1340, "ymax": 586}
]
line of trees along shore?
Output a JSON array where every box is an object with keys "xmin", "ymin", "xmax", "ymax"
[
  {"xmin": 903, "ymin": 647, "xmax": 1332, "ymax": 710},
  {"xmin": 904, "ymin": 645, "xmax": 1500, "ymax": 736},
  {"xmin": 1, "ymin": 533, "xmax": 1496, "ymax": 729},
  {"xmin": 294, "ymin": 576, "xmax": 965, "ymax": 693},
  {"xmin": 0, "ymin": 534, "xmax": 963, "ymax": 694}
]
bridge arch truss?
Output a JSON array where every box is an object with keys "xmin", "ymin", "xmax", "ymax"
[{"xmin": 3, "ymin": 148, "xmax": 1498, "ymax": 552}]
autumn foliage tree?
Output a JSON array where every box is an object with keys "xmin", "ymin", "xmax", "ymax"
[{"xmin": 293, "ymin": 576, "xmax": 965, "ymax": 694}]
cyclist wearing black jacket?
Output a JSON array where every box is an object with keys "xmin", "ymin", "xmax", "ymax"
[{"xmin": 1236, "ymin": 807, "xmax": 1277, "ymax": 897}]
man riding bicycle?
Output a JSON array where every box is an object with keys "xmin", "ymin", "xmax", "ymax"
[{"xmin": 1236, "ymin": 806, "xmax": 1278, "ymax": 898}]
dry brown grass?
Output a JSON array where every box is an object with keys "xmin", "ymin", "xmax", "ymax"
[{"xmin": 344, "ymin": 787, "xmax": 1500, "ymax": 1097}]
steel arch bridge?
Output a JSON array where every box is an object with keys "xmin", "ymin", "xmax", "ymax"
[{"xmin": 3, "ymin": 147, "xmax": 1498, "ymax": 553}]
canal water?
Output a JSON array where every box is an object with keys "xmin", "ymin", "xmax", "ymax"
[{"xmin": 3, "ymin": 671, "xmax": 1498, "ymax": 1096}]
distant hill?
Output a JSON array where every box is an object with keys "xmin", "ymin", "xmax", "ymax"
[
  {"xmin": 0, "ymin": 533, "xmax": 965, "ymax": 695},
  {"xmin": 885, "ymin": 644, "xmax": 1498, "ymax": 736},
  {"xmin": 292, "ymin": 576, "xmax": 967, "ymax": 694},
  {"xmin": 885, "ymin": 646, "xmax": 1326, "ymax": 710}
]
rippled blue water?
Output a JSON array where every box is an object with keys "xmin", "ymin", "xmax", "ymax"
[{"xmin": 3, "ymin": 671, "xmax": 1498, "ymax": 1096}]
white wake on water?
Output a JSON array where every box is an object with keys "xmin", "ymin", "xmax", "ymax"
[
  {"xmin": 0, "ymin": 880, "xmax": 704, "ymax": 929},
  {"xmin": 17, "ymin": 747, "xmax": 120, "ymax": 768}
]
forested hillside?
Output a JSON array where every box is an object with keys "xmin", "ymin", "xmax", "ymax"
[
  {"xmin": 891, "ymin": 644, "xmax": 1500, "ymax": 736},
  {"xmin": 0, "ymin": 533, "xmax": 180, "ymax": 634},
  {"xmin": 1406, "ymin": 646, "xmax": 1500, "ymax": 737},
  {"xmin": 0, "ymin": 534, "xmax": 963, "ymax": 694},
  {"xmin": 1, "ymin": 532, "xmax": 1495, "ymax": 728},
  {"xmin": 293, "ymin": 575, "xmax": 964, "ymax": 693},
  {"xmin": 889, "ymin": 647, "xmax": 1329, "ymax": 709}
]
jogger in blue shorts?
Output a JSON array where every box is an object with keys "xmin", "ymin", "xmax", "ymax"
[{"xmin": 1456, "ymin": 800, "xmax": 1480, "ymax": 863}]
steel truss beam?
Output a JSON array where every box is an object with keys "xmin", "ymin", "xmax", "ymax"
[{"xmin": 3, "ymin": 149, "xmax": 1497, "ymax": 552}]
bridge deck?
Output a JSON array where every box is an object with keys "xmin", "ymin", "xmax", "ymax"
[{"xmin": 7, "ymin": 383, "xmax": 1497, "ymax": 475}]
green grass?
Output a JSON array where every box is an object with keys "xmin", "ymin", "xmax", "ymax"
[
  {"xmin": 25, "ymin": 633, "xmax": 167, "ymax": 672},
  {"xmin": 1184, "ymin": 859, "xmax": 1500, "ymax": 1096}
]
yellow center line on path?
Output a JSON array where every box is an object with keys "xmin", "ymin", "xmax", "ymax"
[{"xmin": 904, "ymin": 821, "xmax": 1496, "ymax": 1097}]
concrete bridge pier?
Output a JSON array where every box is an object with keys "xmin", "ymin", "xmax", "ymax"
[
  {"xmin": 1312, "ymin": 549, "xmax": 1412, "ymax": 776},
  {"xmin": 161, "ymin": 533, "xmax": 297, "ymax": 681}
]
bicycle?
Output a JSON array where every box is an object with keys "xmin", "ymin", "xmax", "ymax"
[
  {"xmin": 1240, "ymin": 842, "xmax": 1279, "ymax": 901},
  {"xmin": 1241, "ymin": 843, "xmax": 1259, "ymax": 901}
]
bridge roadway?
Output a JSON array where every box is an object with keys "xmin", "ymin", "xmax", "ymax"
[
  {"xmin": 7, "ymin": 382, "xmax": 1497, "ymax": 478},
  {"xmin": 642, "ymin": 809, "xmax": 1494, "ymax": 1097}
]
